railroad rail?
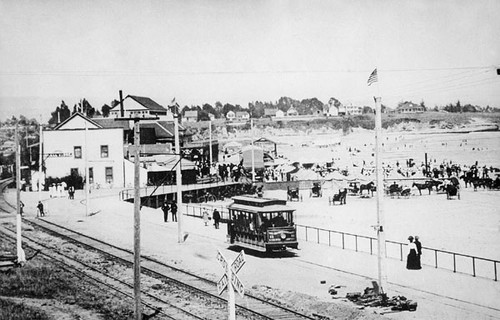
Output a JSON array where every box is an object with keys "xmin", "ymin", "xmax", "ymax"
[{"xmin": 1, "ymin": 215, "xmax": 316, "ymax": 320}]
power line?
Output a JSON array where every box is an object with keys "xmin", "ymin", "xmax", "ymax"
[{"xmin": 0, "ymin": 65, "xmax": 496, "ymax": 77}]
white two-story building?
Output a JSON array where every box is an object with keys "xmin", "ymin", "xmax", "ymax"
[{"xmin": 43, "ymin": 112, "xmax": 146, "ymax": 188}]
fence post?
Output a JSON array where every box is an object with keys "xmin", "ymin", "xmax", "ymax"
[
  {"xmin": 342, "ymin": 233, "xmax": 345, "ymax": 249},
  {"xmin": 435, "ymin": 250, "xmax": 438, "ymax": 268},
  {"xmin": 317, "ymin": 229, "xmax": 320, "ymax": 244},
  {"xmin": 370, "ymin": 238, "xmax": 373, "ymax": 255},
  {"xmin": 472, "ymin": 257, "xmax": 476, "ymax": 277},
  {"xmin": 453, "ymin": 254, "xmax": 456, "ymax": 273},
  {"xmin": 495, "ymin": 262, "xmax": 497, "ymax": 282},
  {"xmin": 305, "ymin": 226, "xmax": 308, "ymax": 241},
  {"xmin": 355, "ymin": 235, "xmax": 358, "ymax": 252},
  {"xmin": 328, "ymin": 231, "xmax": 331, "ymax": 247}
]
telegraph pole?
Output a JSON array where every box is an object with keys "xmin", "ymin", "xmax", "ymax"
[
  {"xmin": 115, "ymin": 112, "xmax": 158, "ymax": 320},
  {"xmin": 209, "ymin": 120, "xmax": 213, "ymax": 165},
  {"xmin": 38, "ymin": 115, "xmax": 43, "ymax": 200},
  {"xmin": 84, "ymin": 120, "xmax": 90, "ymax": 216},
  {"xmin": 15, "ymin": 124, "xmax": 26, "ymax": 263},
  {"xmin": 251, "ymin": 118, "xmax": 255, "ymax": 183},
  {"xmin": 173, "ymin": 105, "xmax": 184, "ymax": 243}
]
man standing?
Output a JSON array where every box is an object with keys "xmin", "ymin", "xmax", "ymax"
[
  {"xmin": 37, "ymin": 201, "xmax": 44, "ymax": 217},
  {"xmin": 170, "ymin": 201, "xmax": 178, "ymax": 222},
  {"xmin": 161, "ymin": 202, "xmax": 170, "ymax": 222},
  {"xmin": 213, "ymin": 208, "xmax": 221, "ymax": 229}
]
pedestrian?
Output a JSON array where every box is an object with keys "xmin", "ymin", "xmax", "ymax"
[
  {"xmin": 161, "ymin": 201, "xmax": 170, "ymax": 222},
  {"xmin": 414, "ymin": 235, "xmax": 422, "ymax": 267},
  {"xmin": 406, "ymin": 236, "xmax": 421, "ymax": 270},
  {"xmin": 68, "ymin": 186, "xmax": 75, "ymax": 200},
  {"xmin": 19, "ymin": 201, "xmax": 24, "ymax": 216},
  {"xmin": 202, "ymin": 209, "xmax": 209, "ymax": 226},
  {"xmin": 212, "ymin": 208, "xmax": 221, "ymax": 229},
  {"xmin": 37, "ymin": 201, "xmax": 45, "ymax": 217},
  {"xmin": 171, "ymin": 201, "xmax": 177, "ymax": 222}
]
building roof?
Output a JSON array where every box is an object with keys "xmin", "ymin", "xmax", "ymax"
[
  {"xmin": 92, "ymin": 117, "xmax": 131, "ymax": 130},
  {"xmin": 397, "ymin": 102, "xmax": 422, "ymax": 110},
  {"xmin": 53, "ymin": 112, "xmax": 102, "ymax": 130},
  {"xmin": 236, "ymin": 111, "xmax": 249, "ymax": 117},
  {"xmin": 110, "ymin": 95, "xmax": 168, "ymax": 112},
  {"xmin": 127, "ymin": 95, "xmax": 167, "ymax": 112}
]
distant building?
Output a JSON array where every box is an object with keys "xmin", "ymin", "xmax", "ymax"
[
  {"xmin": 286, "ymin": 107, "xmax": 299, "ymax": 116},
  {"xmin": 397, "ymin": 102, "xmax": 425, "ymax": 114},
  {"xmin": 275, "ymin": 110, "xmax": 285, "ymax": 118},
  {"xmin": 183, "ymin": 110, "xmax": 198, "ymax": 123},
  {"xmin": 235, "ymin": 111, "xmax": 250, "ymax": 121},
  {"xmin": 264, "ymin": 108, "xmax": 277, "ymax": 117},
  {"xmin": 345, "ymin": 104, "xmax": 362, "ymax": 115},
  {"xmin": 226, "ymin": 110, "xmax": 236, "ymax": 121},
  {"xmin": 109, "ymin": 95, "xmax": 173, "ymax": 121},
  {"xmin": 43, "ymin": 113, "xmax": 143, "ymax": 188}
]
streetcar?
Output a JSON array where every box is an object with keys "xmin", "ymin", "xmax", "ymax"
[{"xmin": 227, "ymin": 195, "xmax": 298, "ymax": 252}]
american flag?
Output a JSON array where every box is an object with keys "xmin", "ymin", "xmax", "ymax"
[{"xmin": 367, "ymin": 68, "xmax": 378, "ymax": 86}]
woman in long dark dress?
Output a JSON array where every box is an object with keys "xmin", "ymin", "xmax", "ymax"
[{"xmin": 406, "ymin": 236, "xmax": 421, "ymax": 270}]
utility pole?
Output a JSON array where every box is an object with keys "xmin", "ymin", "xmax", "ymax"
[
  {"xmin": 115, "ymin": 107, "xmax": 158, "ymax": 320},
  {"xmin": 38, "ymin": 115, "xmax": 43, "ymax": 200},
  {"xmin": 132, "ymin": 121, "xmax": 141, "ymax": 320},
  {"xmin": 251, "ymin": 118, "xmax": 255, "ymax": 183},
  {"xmin": 209, "ymin": 120, "xmax": 213, "ymax": 165},
  {"xmin": 173, "ymin": 105, "xmax": 184, "ymax": 243},
  {"xmin": 15, "ymin": 124, "xmax": 26, "ymax": 263},
  {"xmin": 84, "ymin": 121, "xmax": 89, "ymax": 216}
]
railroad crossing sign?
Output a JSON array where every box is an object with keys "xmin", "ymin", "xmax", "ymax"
[
  {"xmin": 217, "ymin": 249, "xmax": 246, "ymax": 320},
  {"xmin": 217, "ymin": 250, "xmax": 246, "ymax": 297}
]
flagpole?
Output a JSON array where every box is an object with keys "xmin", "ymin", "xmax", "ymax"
[{"xmin": 371, "ymin": 68, "xmax": 387, "ymax": 294}]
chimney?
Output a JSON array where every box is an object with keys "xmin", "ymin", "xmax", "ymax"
[{"xmin": 119, "ymin": 90, "xmax": 124, "ymax": 117}]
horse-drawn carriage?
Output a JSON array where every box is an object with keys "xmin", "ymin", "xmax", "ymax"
[
  {"xmin": 387, "ymin": 182, "xmax": 411, "ymax": 198},
  {"xmin": 445, "ymin": 177, "xmax": 461, "ymax": 200},
  {"xmin": 330, "ymin": 188, "xmax": 347, "ymax": 205},
  {"xmin": 287, "ymin": 186, "xmax": 301, "ymax": 202},
  {"xmin": 310, "ymin": 182, "xmax": 322, "ymax": 197}
]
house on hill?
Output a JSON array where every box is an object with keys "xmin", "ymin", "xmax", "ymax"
[
  {"xmin": 226, "ymin": 110, "xmax": 236, "ymax": 121},
  {"xmin": 397, "ymin": 102, "xmax": 425, "ymax": 114},
  {"xmin": 235, "ymin": 111, "xmax": 250, "ymax": 121},
  {"xmin": 264, "ymin": 108, "xmax": 277, "ymax": 117},
  {"xmin": 286, "ymin": 106, "xmax": 299, "ymax": 116},
  {"xmin": 275, "ymin": 110, "xmax": 285, "ymax": 118},
  {"xmin": 183, "ymin": 110, "xmax": 198, "ymax": 123},
  {"xmin": 109, "ymin": 95, "xmax": 173, "ymax": 120}
]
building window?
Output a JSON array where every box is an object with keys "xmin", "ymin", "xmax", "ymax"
[
  {"xmin": 89, "ymin": 167, "xmax": 94, "ymax": 184},
  {"xmin": 105, "ymin": 167, "xmax": 113, "ymax": 184},
  {"xmin": 74, "ymin": 146, "xmax": 82, "ymax": 159},
  {"xmin": 101, "ymin": 145, "xmax": 109, "ymax": 158}
]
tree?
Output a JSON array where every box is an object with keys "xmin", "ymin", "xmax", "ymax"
[
  {"xmin": 101, "ymin": 104, "xmax": 111, "ymax": 117},
  {"xmin": 48, "ymin": 101, "xmax": 71, "ymax": 125},
  {"xmin": 420, "ymin": 100, "xmax": 426, "ymax": 111}
]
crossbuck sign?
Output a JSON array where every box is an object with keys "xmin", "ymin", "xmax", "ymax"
[{"xmin": 217, "ymin": 250, "xmax": 246, "ymax": 320}]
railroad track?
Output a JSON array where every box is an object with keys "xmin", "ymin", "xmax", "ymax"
[
  {"xmin": 0, "ymin": 178, "xmax": 15, "ymax": 213},
  {"xmin": 17, "ymin": 218, "xmax": 317, "ymax": 320},
  {"xmin": 0, "ymin": 183, "xmax": 316, "ymax": 319}
]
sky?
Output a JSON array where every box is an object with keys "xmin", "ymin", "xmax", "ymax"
[{"xmin": 1, "ymin": 0, "xmax": 499, "ymax": 122}]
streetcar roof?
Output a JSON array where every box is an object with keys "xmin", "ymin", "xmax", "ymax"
[
  {"xmin": 228, "ymin": 203, "xmax": 294, "ymax": 214},
  {"xmin": 231, "ymin": 195, "xmax": 287, "ymax": 206}
]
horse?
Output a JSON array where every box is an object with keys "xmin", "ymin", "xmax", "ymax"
[
  {"xmin": 460, "ymin": 171, "xmax": 474, "ymax": 188},
  {"xmin": 471, "ymin": 178, "xmax": 492, "ymax": 191},
  {"xmin": 412, "ymin": 182, "xmax": 432, "ymax": 195},
  {"xmin": 426, "ymin": 179, "xmax": 443, "ymax": 192},
  {"xmin": 359, "ymin": 181, "xmax": 375, "ymax": 197}
]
